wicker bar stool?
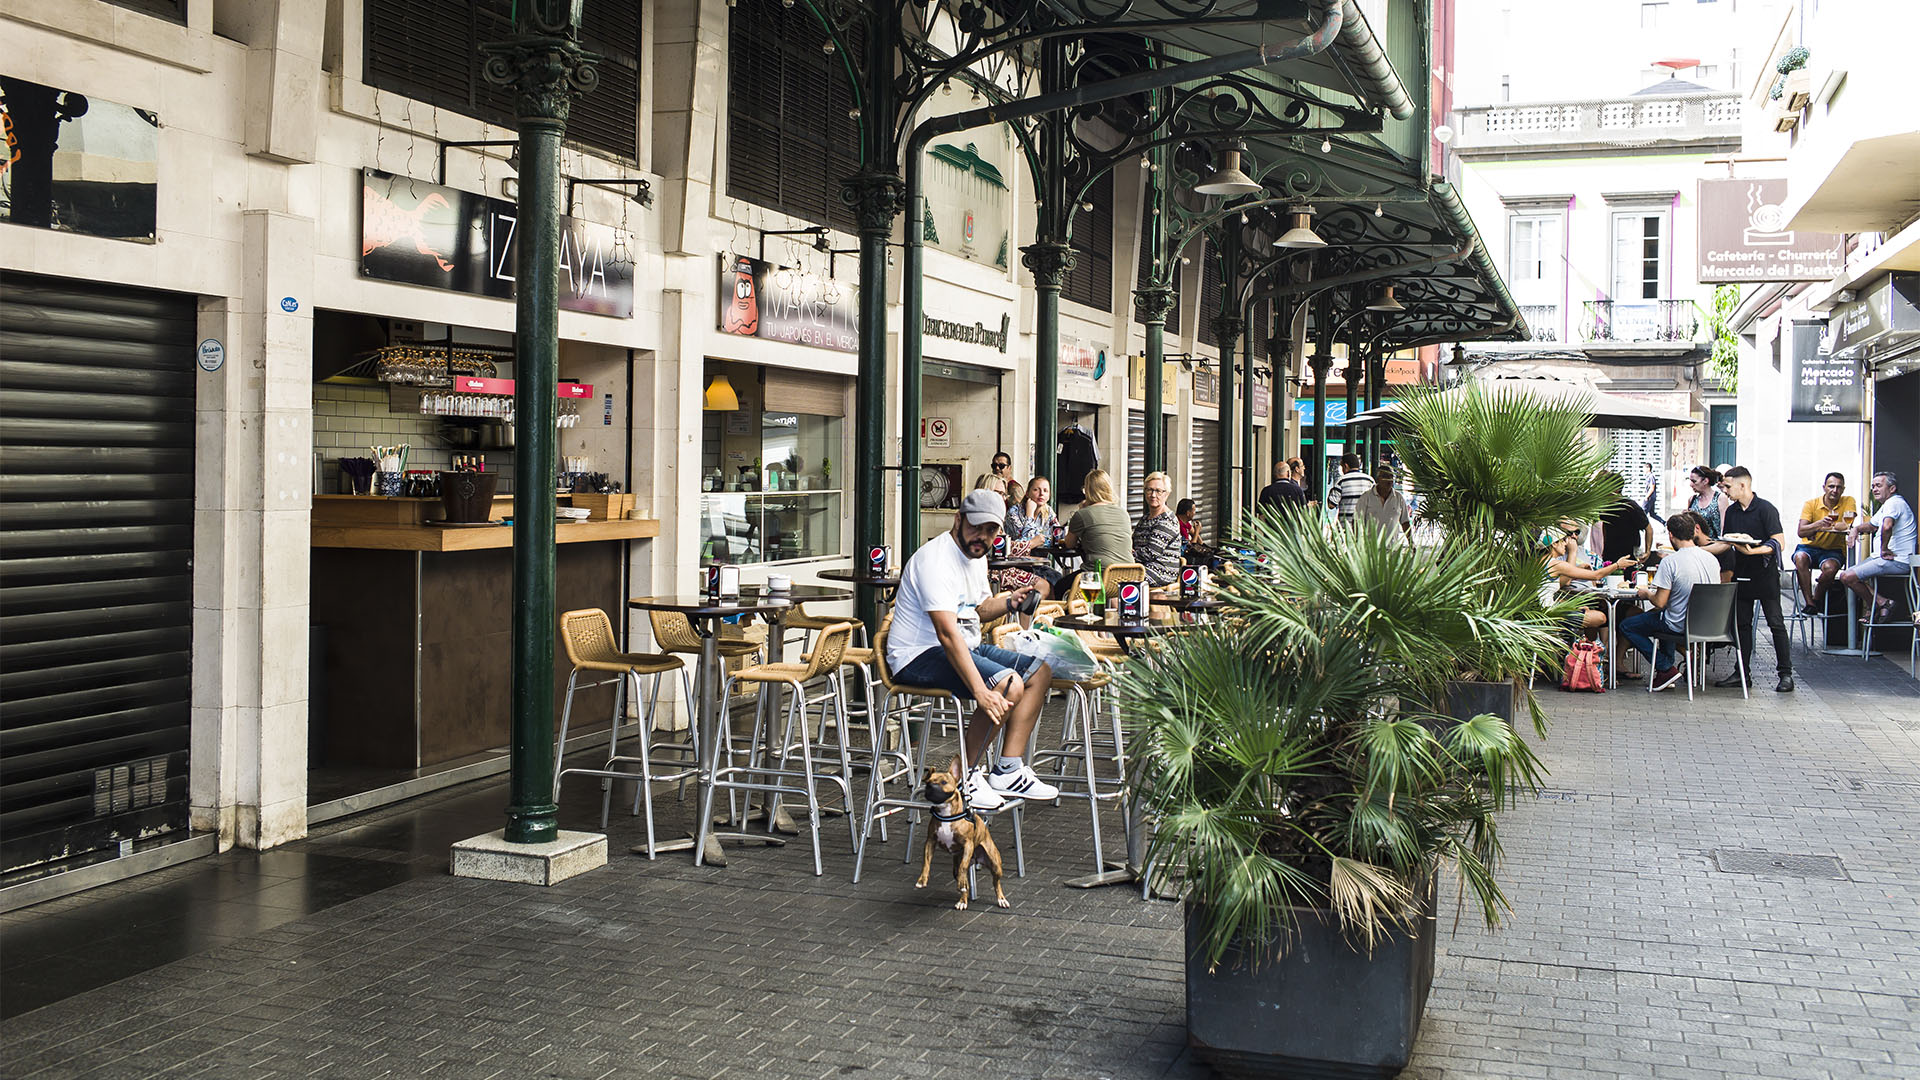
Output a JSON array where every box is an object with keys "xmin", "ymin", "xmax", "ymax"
[
  {"xmin": 786, "ymin": 601, "xmax": 869, "ymax": 651},
  {"xmin": 553, "ymin": 609, "xmax": 696, "ymax": 857},
  {"xmin": 696, "ymin": 622, "xmax": 862, "ymax": 876}
]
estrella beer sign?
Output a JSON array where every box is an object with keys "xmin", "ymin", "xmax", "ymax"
[{"xmin": 359, "ymin": 169, "xmax": 635, "ymax": 317}]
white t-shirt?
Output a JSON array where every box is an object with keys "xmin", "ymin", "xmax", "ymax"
[
  {"xmin": 1871, "ymin": 494, "xmax": 1918, "ymax": 556},
  {"xmin": 886, "ymin": 531, "xmax": 990, "ymax": 670},
  {"xmin": 1355, "ymin": 487, "xmax": 1411, "ymax": 539}
]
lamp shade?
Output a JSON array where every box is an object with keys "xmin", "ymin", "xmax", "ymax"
[
  {"xmin": 1366, "ymin": 284, "xmax": 1405, "ymax": 312},
  {"xmin": 1190, "ymin": 143, "xmax": 1262, "ymax": 197},
  {"xmin": 1272, "ymin": 211, "xmax": 1325, "ymax": 249},
  {"xmin": 703, "ymin": 373, "xmax": 739, "ymax": 411}
]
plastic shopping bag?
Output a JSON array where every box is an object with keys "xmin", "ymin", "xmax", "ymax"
[{"xmin": 1005, "ymin": 625, "xmax": 1101, "ymax": 680}]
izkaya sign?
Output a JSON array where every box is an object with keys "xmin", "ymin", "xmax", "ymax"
[{"xmin": 359, "ymin": 169, "xmax": 635, "ymax": 317}]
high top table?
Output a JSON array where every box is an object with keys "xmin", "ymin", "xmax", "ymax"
[{"xmin": 628, "ymin": 584, "xmax": 850, "ymax": 865}]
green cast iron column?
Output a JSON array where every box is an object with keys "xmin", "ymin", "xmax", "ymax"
[
  {"xmin": 482, "ymin": 1, "xmax": 597, "ymax": 845},
  {"xmin": 1240, "ymin": 302, "xmax": 1257, "ymax": 513},
  {"xmin": 1024, "ymin": 39, "xmax": 1072, "ymax": 490},
  {"xmin": 1342, "ymin": 338, "xmax": 1362, "ymax": 468},
  {"xmin": 1213, "ymin": 228, "xmax": 1242, "ymax": 541},
  {"xmin": 847, "ymin": 173, "xmax": 904, "ymax": 632},
  {"xmin": 1309, "ymin": 343, "xmax": 1332, "ymax": 504},
  {"xmin": 1136, "ymin": 287, "xmax": 1174, "ymax": 473},
  {"xmin": 1369, "ymin": 352, "xmax": 1387, "ymax": 468}
]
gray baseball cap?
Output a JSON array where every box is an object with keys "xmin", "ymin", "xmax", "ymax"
[{"xmin": 960, "ymin": 489, "xmax": 1006, "ymax": 526}]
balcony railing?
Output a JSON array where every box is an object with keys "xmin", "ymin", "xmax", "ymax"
[
  {"xmin": 1519, "ymin": 304, "xmax": 1561, "ymax": 342},
  {"xmin": 1580, "ymin": 299, "xmax": 1699, "ymax": 343},
  {"xmin": 1456, "ymin": 92, "xmax": 1742, "ymax": 150}
]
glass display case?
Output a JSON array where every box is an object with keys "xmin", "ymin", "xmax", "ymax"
[{"xmin": 700, "ymin": 404, "xmax": 845, "ymax": 565}]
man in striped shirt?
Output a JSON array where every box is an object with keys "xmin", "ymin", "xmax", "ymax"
[{"xmin": 1335, "ymin": 454, "xmax": 1373, "ymax": 525}]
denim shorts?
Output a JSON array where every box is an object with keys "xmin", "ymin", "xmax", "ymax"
[
  {"xmin": 1793, "ymin": 543, "xmax": 1844, "ymax": 566},
  {"xmin": 893, "ymin": 642, "xmax": 1042, "ymax": 698}
]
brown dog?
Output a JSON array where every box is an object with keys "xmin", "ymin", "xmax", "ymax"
[{"xmin": 913, "ymin": 768, "xmax": 1010, "ymax": 910}]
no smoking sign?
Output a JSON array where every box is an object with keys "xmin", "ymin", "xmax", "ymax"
[{"xmin": 925, "ymin": 416, "xmax": 951, "ymax": 448}]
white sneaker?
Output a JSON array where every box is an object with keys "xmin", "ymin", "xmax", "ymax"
[
  {"xmin": 962, "ymin": 768, "xmax": 1006, "ymax": 811},
  {"xmin": 987, "ymin": 763, "xmax": 1060, "ymax": 801}
]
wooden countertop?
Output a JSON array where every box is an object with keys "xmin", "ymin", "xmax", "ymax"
[{"xmin": 313, "ymin": 518, "xmax": 660, "ymax": 552}]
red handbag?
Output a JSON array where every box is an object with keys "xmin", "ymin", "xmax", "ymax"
[{"xmin": 1560, "ymin": 640, "xmax": 1606, "ymax": 693}]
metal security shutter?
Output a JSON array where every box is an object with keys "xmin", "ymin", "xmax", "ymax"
[
  {"xmin": 0, "ymin": 272, "xmax": 195, "ymax": 875},
  {"xmin": 1190, "ymin": 419, "xmax": 1218, "ymax": 545},
  {"xmin": 1603, "ymin": 428, "xmax": 1667, "ymax": 494},
  {"xmin": 1127, "ymin": 409, "xmax": 1146, "ymax": 521}
]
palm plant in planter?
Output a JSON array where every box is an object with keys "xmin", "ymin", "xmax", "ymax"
[
  {"xmin": 1118, "ymin": 386, "xmax": 1615, "ymax": 1079},
  {"xmin": 1394, "ymin": 381, "xmax": 1620, "ymax": 726}
]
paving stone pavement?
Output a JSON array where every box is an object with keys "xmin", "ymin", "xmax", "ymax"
[{"xmin": 2, "ymin": 643, "xmax": 1916, "ymax": 1080}]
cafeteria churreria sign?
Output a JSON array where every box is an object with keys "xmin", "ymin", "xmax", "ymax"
[
  {"xmin": 1696, "ymin": 179, "xmax": 1844, "ymax": 284},
  {"xmin": 923, "ymin": 313, "xmax": 1010, "ymax": 353}
]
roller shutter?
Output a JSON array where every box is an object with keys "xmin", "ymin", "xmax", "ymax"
[
  {"xmin": 1190, "ymin": 419, "xmax": 1218, "ymax": 546},
  {"xmin": 0, "ymin": 272, "xmax": 195, "ymax": 875},
  {"xmin": 1127, "ymin": 409, "xmax": 1146, "ymax": 521}
]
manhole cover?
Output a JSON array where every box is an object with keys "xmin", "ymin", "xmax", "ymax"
[{"xmin": 1712, "ymin": 849, "xmax": 1848, "ymax": 880}]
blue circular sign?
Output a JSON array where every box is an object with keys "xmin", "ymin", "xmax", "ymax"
[
  {"xmin": 280, "ymin": 296, "xmax": 299, "ymax": 313},
  {"xmin": 196, "ymin": 338, "xmax": 225, "ymax": 373}
]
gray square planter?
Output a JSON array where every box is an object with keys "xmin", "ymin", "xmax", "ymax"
[{"xmin": 1185, "ymin": 889, "xmax": 1436, "ymax": 1080}]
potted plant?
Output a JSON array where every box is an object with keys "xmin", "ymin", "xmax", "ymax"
[
  {"xmin": 1118, "ymin": 384, "xmax": 1614, "ymax": 1077},
  {"xmin": 1121, "ymin": 513, "xmax": 1557, "ymax": 1078},
  {"xmin": 1391, "ymin": 382, "xmax": 1618, "ymax": 725}
]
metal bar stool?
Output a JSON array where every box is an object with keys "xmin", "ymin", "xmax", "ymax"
[
  {"xmin": 852, "ymin": 626, "xmax": 1025, "ymax": 884},
  {"xmin": 553, "ymin": 608, "xmax": 695, "ymax": 857},
  {"xmin": 993, "ymin": 621, "xmax": 1128, "ymax": 875},
  {"xmin": 696, "ymin": 622, "xmax": 861, "ymax": 876},
  {"xmin": 1859, "ymin": 555, "xmax": 1920, "ymax": 668}
]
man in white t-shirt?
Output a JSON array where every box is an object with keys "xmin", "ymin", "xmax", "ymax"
[
  {"xmin": 887, "ymin": 489, "xmax": 1057, "ymax": 810},
  {"xmin": 1354, "ymin": 464, "xmax": 1412, "ymax": 542},
  {"xmin": 1837, "ymin": 470, "xmax": 1919, "ymax": 622},
  {"xmin": 1618, "ymin": 511, "xmax": 1721, "ymax": 690}
]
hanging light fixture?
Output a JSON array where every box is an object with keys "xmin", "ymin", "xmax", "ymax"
[
  {"xmin": 703, "ymin": 373, "xmax": 739, "ymax": 411},
  {"xmin": 1190, "ymin": 139, "xmax": 1261, "ymax": 197},
  {"xmin": 1272, "ymin": 206, "xmax": 1325, "ymax": 249},
  {"xmin": 1366, "ymin": 284, "xmax": 1405, "ymax": 312}
]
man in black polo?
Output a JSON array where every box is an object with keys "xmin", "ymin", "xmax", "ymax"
[{"xmin": 1704, "ymin": 466, "xmax": 1795, "ymax": 693}]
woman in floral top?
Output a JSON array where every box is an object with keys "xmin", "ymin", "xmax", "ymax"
[
  {"xmin": 1001, "ymin": 476, "xmax": 1061, "ymax": 592},
  {"xmin": 1133, "ymin": 471, "xmax": 1183, "ymax": 586}
]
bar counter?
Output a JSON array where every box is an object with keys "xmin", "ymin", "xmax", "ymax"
[{"xmin": 309, "ymin": 495, "xmax": 658, "ymax": 773}]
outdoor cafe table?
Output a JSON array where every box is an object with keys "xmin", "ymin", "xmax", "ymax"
[
  {"xmin": 1148, "ymin": 590, "xmax": 1226, "ymax": 619},
  {"xmin": 1572, "ymin": 582, "xmax": 1644, "ymax": 688},
  {"xmin": 627, "ymin": 584, "xmax": 851, "ymax": 865},
  {"xmin": 1050, "ymin": 612, "xmax": 1187, "ymax": 656},
  {"xmin": 817, "ymin": 566, "xmax": 901, "ymax": 603}
]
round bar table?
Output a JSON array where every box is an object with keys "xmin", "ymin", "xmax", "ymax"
[{"xmin": 626, "ymin": 584, "xmax": 848, "ymax": 865}]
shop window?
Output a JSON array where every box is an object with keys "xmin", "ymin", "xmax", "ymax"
[
  {"xmin": 699, "ymin": 364, "xmax": 846, "ymax": 565},
  {"xmin": 1063, "ymin": 172, "xmax": 1113, "ymax": 311},
  {"xmin": 726, "ymin": 0, "xmax": 863, "ymax": 232},
  {"xmin": 363, "ymin": 0, "xmax": 641, "ymax": 162}
]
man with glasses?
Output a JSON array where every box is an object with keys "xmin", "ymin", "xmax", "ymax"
[
  {"xmin": 888, "ymin": 490, "xmax": 1059, "ymax": 809},
  {"xmin": 989, "ymin": 452, "xmax": 1020, "ymax": 505}
]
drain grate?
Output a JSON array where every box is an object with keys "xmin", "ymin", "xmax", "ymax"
[{"xmin": 1712, "ymin": 849, "xmax": 1849, "ymax": 880}]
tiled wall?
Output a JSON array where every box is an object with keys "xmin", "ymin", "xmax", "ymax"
[{"xmin": 312, "ymin": 384, "xmax": 516, "ymax": 493}]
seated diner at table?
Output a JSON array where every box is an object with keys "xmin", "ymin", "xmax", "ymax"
[
  {"xmin": 1542, "ymin": 519, "xmax": 1637, "ymax": 636},
  {"xmin": 1132, "ymin": 471, "xmax": 1183, "ymax": 586},
  {"xmin": 1793, "ymin": 471, "xmax": 1855, "ymax": 614},
  {"xmin": 1050, "ymin": 468, "xmax": 1133, "ymax": 597},
  {"xmin": 1001, "ymin": 475, "xmax": 1062, "ymax": 592}
]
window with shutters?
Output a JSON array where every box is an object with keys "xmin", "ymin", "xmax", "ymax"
[
  {"xmin": 1132, "ymin": 198, "xmax": 1182, "ymax": 323},
  {"xmin": 1196, "ymin": 240, "xmax": 1225, "ymax": 347},
  {"xmin": 1063, "ymin": 172, "xmax": 1113, "ymax": 311},
  {"xmin": 726, "ymin": 0, "xmax": 864, "ymax": 232},
  {"xmin": 363, "ymin": 0, "xmax": 642, "ymax": 163}
]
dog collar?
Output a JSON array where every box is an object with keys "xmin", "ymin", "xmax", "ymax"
[{"xmin": 931, "ymin": 806, "xmax": 971, "ymax": 823}]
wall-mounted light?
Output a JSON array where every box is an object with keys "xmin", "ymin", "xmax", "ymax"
[{"xmin": 703, "ymin": 374, "xmax": 739, "ymax": 411}]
